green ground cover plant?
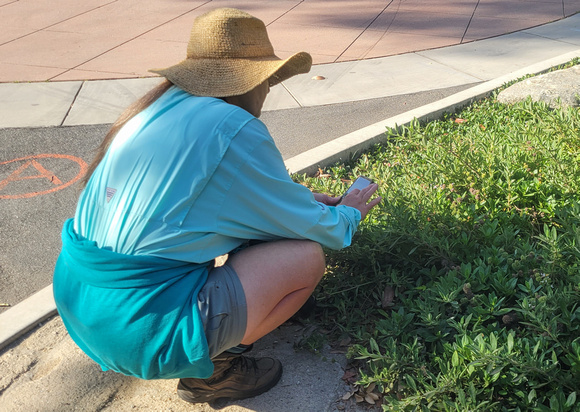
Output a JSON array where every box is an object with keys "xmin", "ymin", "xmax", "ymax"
[{"xmin": 296, "ymin": 89, "xmax": 580, "ymax": 410}]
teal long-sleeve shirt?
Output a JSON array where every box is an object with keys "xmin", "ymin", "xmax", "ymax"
[
  {"xmin": 53, "ymin": 86, "xmax": 361, "ymax": 380},
  {"xmin": 74, "ymin": 86, "xmax": 360, "ymax": 259}
]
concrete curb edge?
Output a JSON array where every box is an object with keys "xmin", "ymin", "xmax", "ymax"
[
  {"xmin": 285, "ymin": 48, "xmax": 580, "ymax": 175},
  {"xmin": 0, "ymin": 285, "xmax": 56, "ymax": 350}
]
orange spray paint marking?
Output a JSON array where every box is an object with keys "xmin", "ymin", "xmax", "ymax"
[
  {"xmin": 0, "ymin": 159, "xmax": 63, "ymax": 191},
  {"xmin": 0, "ymin": 154, "xmax": 87, "ymax": 199}
]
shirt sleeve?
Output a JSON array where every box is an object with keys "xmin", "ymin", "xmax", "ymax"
[{"xmin": 215, "ymin": 119, "xmax": 361, "ymax": 250}]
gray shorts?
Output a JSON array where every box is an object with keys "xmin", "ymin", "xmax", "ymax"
[{"xmin": 197, "ymin": 264, "xmax": 247, "ymax": 359}]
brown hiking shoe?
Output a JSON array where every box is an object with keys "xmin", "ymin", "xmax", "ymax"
[{"xmin": 177, "ymin": 354, "xmax": 283, "ymax": 404}]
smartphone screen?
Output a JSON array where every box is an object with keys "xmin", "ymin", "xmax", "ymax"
[{"xmin": 339, "ymin": 176, "xmax": 373, "ymax": 203}]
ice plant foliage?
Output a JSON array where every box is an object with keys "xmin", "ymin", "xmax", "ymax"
[{"xmin": 297, "ymin": 84, "xmax": 580, "ymax": 411}]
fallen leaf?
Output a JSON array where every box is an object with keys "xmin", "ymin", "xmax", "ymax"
[
  {"xmin": 355, "ymin": 394, "xmax": 364, "ymax": 403},
  {"xmin": 339, "ymin": 337, "xmax": 352, "ymax": 347},
  {"xmin": 316, "ymin": 168, "xmax": 331, "ymax": 178},
  {"xmin": 341, "ymin": 369, "xmax": 357, "ymax": 382},
  {"xmin": 364, "ymin": 394, "xmax": 376, "ymax": 404},
  {"xmin": 454, "ymin": 118, "xmax": 467, "ymax": 124},
  {"xmin": 381, "ymin": 286, "xmax": 395, "ymax": 308}
]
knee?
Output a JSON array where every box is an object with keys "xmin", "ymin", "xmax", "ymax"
[{"xmin": 302, "ymin": 241, "xmax": 326, "ymax": 284}]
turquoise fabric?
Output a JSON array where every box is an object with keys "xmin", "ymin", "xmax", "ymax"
[
  {"xmin": 54, "ymin": 219, "xmax": 213, "ymax": 380},
  {"xmin": 54, "ymin": 86, "xmax": 362, "ymax": 380}
]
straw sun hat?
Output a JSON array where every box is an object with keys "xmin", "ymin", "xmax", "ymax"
[{"xmin": 150, "ymin": 8, "xmax": 312, "ymax": 97}]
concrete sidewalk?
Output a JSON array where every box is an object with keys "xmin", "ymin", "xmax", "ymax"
[
  {"xmin": 1, "ymin": 14, "xmax": 579, "ymax": 161},
  {"xmin": 2, "ymin": 0, "xmax": 579, "ymax": 83},
  {"xmin": 2, "ymin": 0, "xmax": 580, "ymax": 130},
  {"xmin": 1, "ymin": 1, "xmax": 580, "ymax": 410},
  {"xmin": 1, "ymin": 13, "xmax": 579, "ymax": 135}
]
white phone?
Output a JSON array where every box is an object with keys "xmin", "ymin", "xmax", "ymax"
[{"xmin": 339, "ymin": 176, "xmax": 373, "ymax": 203}]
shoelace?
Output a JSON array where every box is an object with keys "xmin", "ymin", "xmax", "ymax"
[{"xmin": 230, "ymin": 355, "xmax": 260, "ymax": 373}]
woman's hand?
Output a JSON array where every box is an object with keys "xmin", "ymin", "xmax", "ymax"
[
  {"xmin": 340, "ymin": 183, "xmax": 381, "ymax": 220},
  {"xmin": 313, "ymin": 193, "xmax": 341, "ymax": 206}
]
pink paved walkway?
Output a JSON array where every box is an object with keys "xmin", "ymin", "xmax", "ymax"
[{"xmin": 1, "ymin": 0, "xmax": 579, "ymax": 83}]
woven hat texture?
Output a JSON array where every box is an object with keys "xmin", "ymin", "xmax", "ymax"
[{"xmin": 150, "ymin": 8, "xmax": 312, "ymax": 97}]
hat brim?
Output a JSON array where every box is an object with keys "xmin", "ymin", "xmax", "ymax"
[{"xmin": 150, "ymin": 52, "xmax": 312, "ymax": 97}]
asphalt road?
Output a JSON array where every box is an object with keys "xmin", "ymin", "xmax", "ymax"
[
  {"xmin": 0, "ymin": 83, "xmax": 478, "ymax": 313},
  {"xmin": 0, "ymin": 125, "xmax": 106, "ymax": 312}
]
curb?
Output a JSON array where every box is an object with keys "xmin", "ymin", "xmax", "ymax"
[
  {"xmin": 1, "ymin": 48, "xmax": 578, "ymax": 353},
  {"xmin": 285, "ymin": 48, "xmax": 580, "ymax": 175},
  {"xmin": 0, "ymin": 285, "xmax": 56, "ymax": 350}
]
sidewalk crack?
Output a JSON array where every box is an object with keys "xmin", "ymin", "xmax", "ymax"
[
  {"xmin": 60, "ymin": 82, "xmax": 84, "ymax": 127},
  {"xmin": 461, "ymin": 0, "xmax": 481, "ymax": 44},
  {"xmin": 49, "ymin": 1, "xmax": 213, "ymax": 82},
  {"xmin": 0, "ymin": 0, "xmax": 118, "ymax": 47},
  {"xmin": 266, "ymin": 0, "xmax": 305, "ymax": 26},
  {"xmin": 335, "ymin": 0, "xmax": 396, "ymax": 63},
  {"xmin": 282, "ymin": 82, "xmax": 302, "ymax": 107}
]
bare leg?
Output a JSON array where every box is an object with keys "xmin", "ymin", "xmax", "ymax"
[{"xmin": 226, "ymin": 239, "xmax": 326, "ymax": 345}]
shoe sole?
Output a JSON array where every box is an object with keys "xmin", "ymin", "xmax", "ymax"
[{"xmin": 177, "ymin": 363, "xmax": 283, "ymax": 404}]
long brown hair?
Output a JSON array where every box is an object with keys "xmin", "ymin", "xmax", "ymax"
[{"xmin": 82, "ymin": 79, "xmax": 173, "ymax": 186}]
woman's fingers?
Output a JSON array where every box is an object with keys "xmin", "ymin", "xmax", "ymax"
[
  {"xmin": 341, "ymin": 183, "xmax": 381, "ymax": 219},
  {"xmin": 360, "ymin": 183, "xmax": 378, "ymax": 201},
  {"xmin": 366, "ymin": 195, "xmax": 382, "ymax": 210},
  {"xmin": 313, "ymin": 192, "xmax": 342, "ymax": 206}
]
